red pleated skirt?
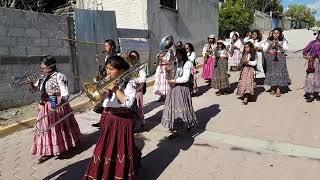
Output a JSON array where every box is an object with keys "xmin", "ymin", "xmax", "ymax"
[{"xmin": 83, "ymin": 110, "xmax": 141, "ymax": 180}]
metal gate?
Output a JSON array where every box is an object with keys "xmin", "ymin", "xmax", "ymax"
[{"xmin": 74, "ymin": 9, "xmax": 118, "ymax": 85}]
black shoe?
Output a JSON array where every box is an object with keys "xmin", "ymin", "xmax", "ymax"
[
  {"xmin": 92, "ymin": 123, "xmax": 100, "ymax": 127},
  {"xmin": 306, "ymin": 96, "xmax": 314, "ymax": 103},
  {"xmin": 315, "ymin": 95, "xmax": 320, "ymax": 101}
]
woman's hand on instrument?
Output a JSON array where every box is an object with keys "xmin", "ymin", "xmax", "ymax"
[
  {"xmin": 168, "ymin": 79, "xmax": 176, "ymax": 86},
  {"xmin": 106, "ymin": 82, "xmax": 118, "ymax": 92}
]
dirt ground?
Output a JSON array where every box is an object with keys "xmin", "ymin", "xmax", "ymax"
[{"xmin": 0, "ymin": 93, "xmax": 90, "ymax": 127}]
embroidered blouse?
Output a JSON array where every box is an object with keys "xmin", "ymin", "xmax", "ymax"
[
  {"xmin": 217, "ymin": 49, "xmax": 228, "ymax": 58},
  {"xmin": 303, "ymin": 40, "xmax": 320, "ymax": 58},
  {"xmin": 228, "ymin": 39, "xmax": 243, "ymax": 52},
  {"xmin": 263, "ymin": 40, "xmax": 288, "ymax": 52},
  {"xmin": 34, "ymin": 72, "xmax": 69, "ymax": 98},
  {"xmin": 187, "ymin": 52, "xmax": 197, "ymax": 64},
  {"xmin": 102, "ymin": 80, "xmax": 137, "ymax": 108},
  {"xmin": 175, "ymin": 61, "xmax": 193, "ymax": 84},
  {"xmin": 202, "ymin": 44, "xmax": 216, "ymax": 57}
]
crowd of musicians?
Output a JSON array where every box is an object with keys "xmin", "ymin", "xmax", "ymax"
[{"xmin": 24, "ymin": 27, "xmax": 320, "ymax": 180}]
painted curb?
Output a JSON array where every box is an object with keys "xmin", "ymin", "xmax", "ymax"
[{"xmin": 0, "ymin": 63, "xmax": 203, "ymax": 137}]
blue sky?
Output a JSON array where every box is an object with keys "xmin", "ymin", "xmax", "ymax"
[{"xmin": 282, "ymin": 0, "xmax": 320, "ymax": 20}]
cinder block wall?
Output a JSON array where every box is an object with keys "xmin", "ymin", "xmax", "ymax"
[{"xmin": 0, "ymin": 7, "xmax": 73, "ymax": 110}]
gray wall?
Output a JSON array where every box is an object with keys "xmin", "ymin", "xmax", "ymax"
[
  {"xmin": 251, "ymin": 10, "xmax": 272, "ymax": 32},
  {"xmin": 147, "ymin": 0, "xmax": 219, "ymax": 73},
  {"xmin": 0, "ymin": 7, "xmax": 73, "ymax": 110}
]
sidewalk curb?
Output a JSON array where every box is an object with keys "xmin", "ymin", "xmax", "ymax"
[{"xmin": 0, "ymin": 63, "xmax": 203, "ymax": 138}]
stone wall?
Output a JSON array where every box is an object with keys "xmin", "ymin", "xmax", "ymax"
[{"xmin": 0, "ymin": 7, "xmax": 73, "ymax": 110}]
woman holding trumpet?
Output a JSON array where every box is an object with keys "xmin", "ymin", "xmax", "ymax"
[
  {"xmin": 263, "ymin": 27, "xmax": 289, "ymax": 97},
  {"xmin": 84, "ymin": 55, "xmax": 141, "ymax": 180},
  {"xmin": 302, "ymin": 30, "xmax": 320, "ymax": 102},
  {"xmin": 27, "ymin": 55, "xmax": 81, "ymax": 164}
]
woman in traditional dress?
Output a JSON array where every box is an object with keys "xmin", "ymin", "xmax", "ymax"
[
  {"xmin": 185, "ymin": 43, "xmax": 198, "ymax": 94},
  {"xmin": 153, "ymin": 48, "xmax": 174, "ymax": 102},
  {"xmin": 243, "ymin": 31, "xmax": 252, "ymax": 43},
  {"xmin": 27, "ymin": 55, "xmax": 81, "ymax": 164},
  {"xmin": 83, "ymin": 56, "xmax": 141, "ymax": 180},
  {"xmin": 212, "ymin": 40, "xmax": 230, "ymax": 96},
  {"xmin": 202, "ymin": 34, "xmax": 217, "ymax": 81},
  {"xmin": 228, "ymin": 33, "xmax": 243, "ymax": 71},
  {"xmin": 129, "ymin": 51, "xmax": 147, "ymax": 127},
  {"xmin": 263, "ymin": 27, "xmax": 290, "ymax": 97},
  {"xmin": 161, "ymin": 47, "xmax": 198, "ymax": 138},
  {"xmin": 302, "ymin": 30, "xmax": 320, "ymax": 102},
  {"xmin": 249, "ymin": 29, "xmax": 266, "ymax": 80},
  {"xmin": 237, "ymin": 42, "xmax": 257, "ymax": 105},
  {"xmin": 92, "ymin": 39, "xmax": 119, "ymax": 127}
]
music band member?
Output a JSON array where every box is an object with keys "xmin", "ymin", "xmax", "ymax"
[
  {"xmin": 211, "ymin": 40, "xmax": 230, "ymax": 96},
  {"xmin": 263, "ymin": 27, "xmax": 289, "ymax": 97},
  {"xmin": 302, "ymin": 30, "xmax": 320, "ymax": 102},
  {"xmin": 249, "ymin": 29, "xmax": 265, "ymax": 80},
  {"xmin": 153, "ymin": 36, "xmax": 174, "ymax": 102},
  {"xmin": 92, "ymin": 39, "xmax": 119, "ymax": 127},
  {"xmin": 129, "ymin": 51, "xmax": 147, "ymax": 128},
  {"xmin": 83, "ymin": 56, "xmax": 141, "ymax": 180},
  {"xmin": 202, "ymin": 34, "xmax": 216, "ymax": 81},
  {"xmin": 228, "ymin": 33, "xmax": 243, "ymax": 71},
  {"xmin": 27, "ymin": 55, "xmax": 81, "ymax": 164},
  {"xmin": 161, "ymin": 47, "xmax": 198, "ymax": 139},
  {"xmin": 185, "ymin": 43, "xmax": 198, "ymax": 94},
  {"xmin": 236, "ymin": 42, "xmax": 257, "ymax": 105}
]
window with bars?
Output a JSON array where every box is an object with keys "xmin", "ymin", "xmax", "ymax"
[{"xmin": 160, "ymin": 0, "xmax": 177, "ymax": 10}]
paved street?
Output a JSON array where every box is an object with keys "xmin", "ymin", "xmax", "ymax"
[{"xmin": 1, "ymin": 29, "xmax": 320, "ymax": 180}]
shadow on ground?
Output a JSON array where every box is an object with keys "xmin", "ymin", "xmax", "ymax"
[{"xmin": 138, "ymin": 104, "xmax": 221, "ymax": 180}]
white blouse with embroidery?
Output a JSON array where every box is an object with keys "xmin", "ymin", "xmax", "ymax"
[
  {"xmin": 102, "ymin": 80, "xmax": 137, "ymax": 108},
  {"xmin": 217, "ymin": 49, "xmax": 228, "ymax": 58},
  {"xmin": 175, "ymin": 61, "xmax": 193, "ymax": 84},
  {"xmin": 263, "ymin": 40, "xmax": 288, "ymax": 52},
  {"xmin": 34, "ymin": 72, "xmax": 69, "ymax": 97},
  {"xmin": 202, "ymin": 44, "xmax": 216, "ymax": 57},
  {"xmin": 187, "ymin": 52, "xmax": 197, "ymax": 64}
]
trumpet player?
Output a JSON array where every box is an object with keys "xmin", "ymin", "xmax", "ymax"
[
  {"xmin": 302, "ymin": 30, "xmax": 320, "ymax": 102},
  {"xmin": 84, "ymin": 56, "xmax": 141, "ymax": 180},
  {"xmin": 228, "ymin": 33, "xmax": 243, "ymax": 71},
  {"xmin": 96, "ymin": 39, "xmax": 118, "ymax": 80},
  {"xmin": 27, "ymin": 55, "xmax": 81, "ymax": 164},
  {"xmin": 129, "ymin": 50, "xmax": 147, "ymax": 128},
  {"xmin": 263, "ymin": 27, "xmax": 289, "ymax": 97},
  {"xmin": 161, "ymin": 47, "xmax": 198, "ymax": 139}
]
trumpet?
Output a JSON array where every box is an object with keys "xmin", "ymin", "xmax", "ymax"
[
  {"xmin": 9, "ymin": 73, "xmax": 42, "ymax": 88},
  {"xmin": 84, "ymin": 61, "xmax": 147, "ymax": 102}
]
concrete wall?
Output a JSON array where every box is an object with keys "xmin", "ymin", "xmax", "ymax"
[
  {"xmin": 251, "ymin": 10, "xmax": 272, "ymax": 32},
  {"xmin": 0, "ymin": 7, "xmax": 73, "ymax": 110},
  {"xmin": 77, "ymin": 0, "xmax": 148, "ymax": 30},
  {"xmin": 147, "ymin": 0, "xmax": 219, "ymax": 73}
]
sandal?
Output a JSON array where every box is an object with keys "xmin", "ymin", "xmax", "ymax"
[
  {"xmin": 243, "ymin": 97, "xmax": 248, "ymax": 105},
  {"xmin": 276, "ymin": 88, "xmax": 281, "ymax": 97},
  {"xmin": 270, "ymin": 91, "xmax": 276, "ymax": 95}
]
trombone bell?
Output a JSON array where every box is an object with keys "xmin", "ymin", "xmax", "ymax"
[{"xmin": 83, "ymin": 82, "xmax": 102, "ymax": 102}]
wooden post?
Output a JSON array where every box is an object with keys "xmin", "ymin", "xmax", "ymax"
[{"xmin": 67, "ymin": 17, "xmax": 80, "ymax": 93}]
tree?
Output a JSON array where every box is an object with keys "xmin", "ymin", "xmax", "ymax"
[
  {"xmin": 219, "ymin": 0, "xmax": 254, "ymax": 38},
  {"xmin": 242, "ymin": 0, "xmax": 283, "ymax": 13},
  {"xmin": 0, "ymin": 0, "xmax": 67, "ymax": 13},
  {"xmin": 285, "ymin": 5, "xmax": 316, "ymax": 26}
]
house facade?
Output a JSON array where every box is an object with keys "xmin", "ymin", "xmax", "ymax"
[{"xmin": 77, "ymin": 0, "xmax": 219, "ymax": 73}]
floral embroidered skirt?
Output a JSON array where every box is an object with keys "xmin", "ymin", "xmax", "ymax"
[
  {"xmin": 264, "ymin": 54, "xmax": 290, "ymax": 87},
  {"xmin": 161, "ymin": 84, "xmax": 198, "ymax": 130},
  {"xmin": 211, "ymin": 59, "xmax": 230, "ymax": 89},
  {"xmin": 202, "ymin": 56, "xmax": 215, "ymax": 80},
  {"xmin": 83, "ymin": 111, "xmax": 141, "ymax": 180},
  {"xmin": 237, "ymin": 66, "xmax": 256, "ymax": 96},
  {"xmin": 31, "ymin": 100, "xmax": 81, "ymax": 156},
  {"xmin": 153, "ymin": 65, "xmax": 170, "ymax": 96},
  {"xmin": 305, "ymin": 58, "xmax": 320, "ymax": 94}
]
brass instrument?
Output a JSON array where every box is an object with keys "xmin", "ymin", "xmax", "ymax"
[
  {"xmin": 83, "ymin": 61, "xmax": 147, "ymax": 102},
  {"xmin": 154, "ymin": 35, "xmax": 174, "ymax": 65},
  {"xmin": 236, "ymin": 56, "xmax": 248, "ymax": 71},
  {"xmin": 9, "ymin": 73, "xmax": 43, "ymax": 88},
  {"xmin": 228, "ymin": 41, "xmax": 235, "ymax": 57}
]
